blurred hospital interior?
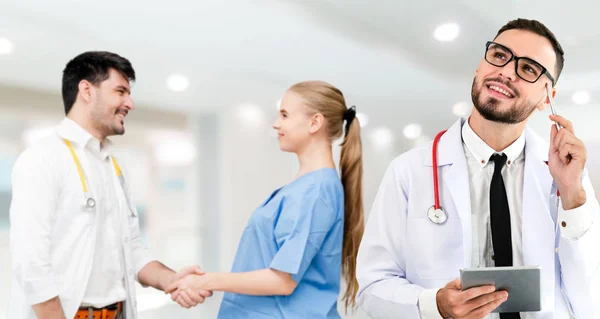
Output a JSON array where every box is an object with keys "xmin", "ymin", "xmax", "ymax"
[{"xmin": 1, "ymin": 1, "xmax": 599, "ymax": 318}]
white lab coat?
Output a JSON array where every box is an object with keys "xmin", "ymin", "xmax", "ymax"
[
  {"xmin": 356, "ymin": 118, "xmax": 600, "ymax": 319},
  {"xmin": 7, "ymin": 121, "xmax": 152, "ymax": 319}
]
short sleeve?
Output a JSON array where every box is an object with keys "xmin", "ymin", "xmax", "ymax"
[{"xmin": 269, "ymin": 185, "xmax": 339, "ymax": 283}]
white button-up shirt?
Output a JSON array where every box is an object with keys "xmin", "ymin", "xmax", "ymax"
[
  {"xmin": 77, "ymin": 124, "xmax": 127, "ymax": 308},
  {"xmin": 418, "ymin": 120, "xmax": 594, "ymax": 319},
  {"xmin": 8, "ymin": 118, "xmax": 152, "ymax": 319}
]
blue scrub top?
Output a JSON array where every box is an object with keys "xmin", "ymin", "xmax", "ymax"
[{"xmin": 217, "ymin": 168, "xmax": 344, "ymax": 319}]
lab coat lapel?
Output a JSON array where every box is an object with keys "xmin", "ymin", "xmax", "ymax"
[{"xmin": 522, "ymin": 127, "xmax": 556, "ymax": 312}]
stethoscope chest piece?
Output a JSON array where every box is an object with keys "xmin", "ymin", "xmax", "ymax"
[
  {"xmin": 428, "ymin": 205, "xmax": 447, "ymax": 225},
  {"xmin": 86, "ymin": 197, "xmax": 96, "ymax": 209}
]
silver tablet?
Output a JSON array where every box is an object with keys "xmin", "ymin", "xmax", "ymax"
[{"xmin": 460, "ymin": 266, "xmax": 541, "ymax": 313}]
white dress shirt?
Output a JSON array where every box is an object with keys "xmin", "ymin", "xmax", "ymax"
[
  {"xmin": 8, "ymin": 118, "xmax": 152, "ymax": 319},
  {"xmin": 71, "ymin": 122, "xmax": 128, "ymax": 307},
  {"xmin": 418, "ymin": 120, "xmax": 594, "ymax": 319}
]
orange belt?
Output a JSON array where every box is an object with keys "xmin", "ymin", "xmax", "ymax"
[{"xmin": 75, "ymin": 302, "xmax": 123, "ymax": 319}]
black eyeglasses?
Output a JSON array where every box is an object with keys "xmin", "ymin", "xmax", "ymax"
[{"xmin": 484, "ymin": 41, "xmax": 555, "ymax": 87}]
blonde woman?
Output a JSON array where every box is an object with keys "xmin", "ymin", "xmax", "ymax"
[{"xmin": 167, "ymin": 81, "xmax": 365, "ymax": 318}]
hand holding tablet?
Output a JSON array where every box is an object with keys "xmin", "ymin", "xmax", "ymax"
[{"xmin": 460, "ymin": 266, "xmax": 542, "ymax": 313}]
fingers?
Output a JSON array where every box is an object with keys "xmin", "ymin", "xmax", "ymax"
[
  {"xmin": 165, "ymin": 279, "xmax": 180, "ymax": 294},
  {"xmin": 179, "ymin": 289, "xmax": 201, "ymax": 308},
  {"xmin": 554, "ymin": 129, "xmax": 583, "ymax": 150},
  {"xmin": 553, "ymin": 129, "xmax": 565, "ymax": 151},
  {"xmin": 446, "ymin": 278, "xmax": 461, "ymax": 290},
  {"xmin": 549, "ymin": 122, "xmax": 558, "ymax": 152},
  {"xmin": 173, "ymin": 267, "xmax": 189, "ymax": 281},
  {"xmin": 456, "ymin": 285, "xmax": 496, "ymax": 304},
  {"xmin": 553, "ymin": 129, "xmax": 586, "ymax": 164},
  {"xmin": 465, "ymin": 290, "xmax": 507, "ymax": 311},
  {"xmin": 180, "ymin": 290, "xmax": 195, "ymax": 306},
  {"xmin": 192, "ymin": 266, "xmax": 205, "ymax": 276},
  {"xmin": 183, "ymin": 265, "xmax": 204, "ymax": 276},
  {"xmin": 171, "ymin": 288, "xmax": 209, "ymax": 308},
  {"xmin": 558, "ymin": 144, "xmax": 572, "ymax": 163},
  {"xmin": 176, "ymin": 295, "xmax": 192, "ymax": 309},
  {"xmin": 549, "ymin": 115, "xmax": 574, "ymax": 134},
  {"xmin": 184, "ymin": 288, "xmax": 206, "ymax": 305},
  {"xmin": 468, "ymin": 292, "xmax": 508, "ymax": 319},
  {"xmin": 176, "ymin": 266, "xmax": 204, "ymax": 280}
]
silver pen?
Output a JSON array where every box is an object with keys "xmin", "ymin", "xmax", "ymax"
[{"xmin": 546, "ymin": 83, "xmax": 561, "ymax": 131}]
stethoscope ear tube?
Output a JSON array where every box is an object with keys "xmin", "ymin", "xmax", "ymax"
[
  {"xmin": 63, "ymin": 138, "xmax": 132, "ymax": 213},
  {"xmin": 430, "ymin": 130, "xmax": 449, "ymax": 224}
]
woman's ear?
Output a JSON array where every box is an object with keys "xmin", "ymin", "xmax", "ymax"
[{"xmin": 309, "ymin": 113, "xmax": 324, "ymax": 134}]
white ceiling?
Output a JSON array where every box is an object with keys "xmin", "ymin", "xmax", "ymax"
[{"xmin": 0, "ymin": 0, "xmax": 599, "ymax": 141}]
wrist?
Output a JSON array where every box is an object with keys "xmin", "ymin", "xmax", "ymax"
[
  {"xmin": 203, "ymin": 272, "xmax": 220, "ymax": 291},
  {"xmin": 561, "ymin": 187, "xmax": 586, "ymax": 210},
  {"xmin": 160, "ymin": 271, "xmax": 176, "ymax": 292},
  {"xmin": 436, "ymin": 289, "xmax": 447, "ymax": 318}
]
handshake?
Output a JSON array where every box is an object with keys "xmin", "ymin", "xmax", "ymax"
[{"xmin": 163, "ymin": 265, "xmax": 214, "ymax": 309}]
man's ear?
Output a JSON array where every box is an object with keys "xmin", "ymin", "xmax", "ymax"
[
  {"xmin": 538, "ymin": 85, "xmax": 556, "ymax": 111},
  {"xmin": 78, "ymin": 80, "xmax": 93, "ymax": 104}
]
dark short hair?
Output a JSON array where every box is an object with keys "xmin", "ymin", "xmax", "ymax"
[
  {"xmin": 62, "ymin": 51, "xmax": 136, "ymax": 115},
  {"xmin": 494, "ymin": 18, "xmax": 565, "ymax": 84}
]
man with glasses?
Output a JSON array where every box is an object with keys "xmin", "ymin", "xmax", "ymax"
[{"xmin": 356, "ymin": 18, "xmax": 599, "ymax": 319}]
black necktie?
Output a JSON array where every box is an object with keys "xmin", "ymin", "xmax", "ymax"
[{"xmin": 490, "ymin": 154, "xmax": 520, "ymax": 319}]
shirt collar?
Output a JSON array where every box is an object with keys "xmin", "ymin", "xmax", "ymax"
[
  {"xmin": 56, "ymin": 117, "xmax": 113, "ymax": 159},
  {"xmin": 461, "ymin": 118, "xmax": 525, "ymax": 168}
]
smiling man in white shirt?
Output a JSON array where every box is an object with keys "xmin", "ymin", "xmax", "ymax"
[
  {"xmin": 356, "ymin": 19, "xmax": 600, "ymax": 319},
  {"xmin": 8, "ymin": 51, "xmax": 211, "ymax": 319}
]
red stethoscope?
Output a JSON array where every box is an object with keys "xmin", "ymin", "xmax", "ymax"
[
  {"xmin": 429, "ymin": 130, "xmax": 449, "ymax": 224},
  {"xmin": 428, "ymin": 128, "xmax": 560, "ymax": 225}
]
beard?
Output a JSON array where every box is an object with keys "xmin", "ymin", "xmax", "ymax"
[
  {"xmin": 109, "ymin": 120, "xmax": 125, "ymax": 136},
  {"xmin": 471, "ymin": 78, "xmax": 538, "ymax": 124},
  {"xmin": 90, "ymin": 104, "xmax": 125, "ymax": 138}
]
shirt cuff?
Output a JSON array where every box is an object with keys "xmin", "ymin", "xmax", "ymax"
[
  {"xmin": 21, "ymin": 276, "xmax": 61, "ymax": 306},
  {"xmin": 558, "ymin": 200, "xmax": 595, "ymax": 240},
  {"xmin": 418, "ymin": 288, "xmax": 443, "ymax": 319}
]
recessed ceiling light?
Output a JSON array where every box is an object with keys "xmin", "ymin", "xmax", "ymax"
[
  {"xmin": 167, "ymin": 74, "xmax": 189, "ymax": 92},
  {"xmin": 572, "ymin": 90, "xmax": 591, "ymax": 105},
  {"xmin": 452, "ymin": 102, "xmax": 472, "ymax": 117},
  {"xmin": 403, "ymin": 124, "xmax": 422, "ymax": 140},
  {"xmin": 0, "ymin": 37, "xmax": 14, "ymax": 55},
  {"xmin": 370, "ymin": 127, "xmax": 394, "ymax": 150},
  {"xmin": 434, "ymin": 23, "xmax": 460, "ymax": 42},
  {"xmin": 237, "ymin": 104, "xmax": 265, "ymax": 128},
  {"xmin": 356, "ymin": 113, "xmax": 369, "ymax": 128}
]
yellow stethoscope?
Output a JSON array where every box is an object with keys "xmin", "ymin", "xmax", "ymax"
[{"xmin": 64, "ymin": 138, "xmax": 134, "ymax": 214}]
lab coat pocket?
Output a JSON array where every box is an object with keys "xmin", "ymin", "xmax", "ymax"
[{"xmin": 407, "ymin": 218, "xmax": 463, "ymax": 280}]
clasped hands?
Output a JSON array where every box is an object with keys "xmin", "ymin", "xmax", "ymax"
[{"xmin": 164, "ymin": 265, "xmax": 213, "ymax": 309}]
